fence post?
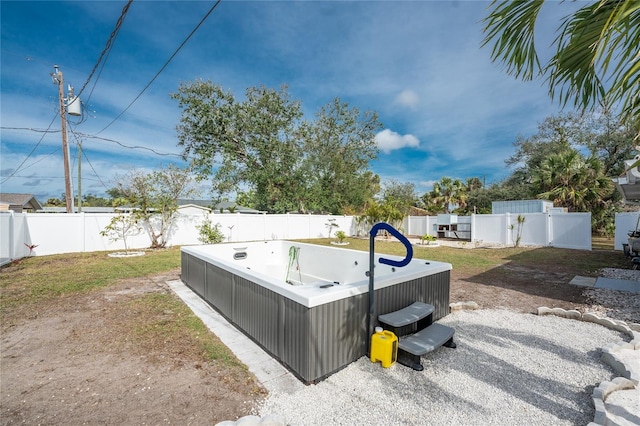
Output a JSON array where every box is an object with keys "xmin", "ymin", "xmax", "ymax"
[
  {"xmin": 9, "ymin": 211, "xmax": 15, "ymax": 260},
  {"xmin": 470, "ymin": 214, "xmax": 476, "ymax": 242},
  {"xmin": 81, "ymin": 212, "xmax": 86, "ymax": 252}
]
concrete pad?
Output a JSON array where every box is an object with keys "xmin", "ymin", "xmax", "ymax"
[
  {"xmin": 166, "ymin": 280, "xmax": 304, "ymax": 395},
  {"xmin": 570, "ymin": 275, "xmax": 597, "ymax": 288},
  {"xmin": 595, "ymin": 277, "xmax": 640, "ymax": 294}
]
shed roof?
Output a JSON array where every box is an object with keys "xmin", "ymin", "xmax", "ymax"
[{"xmin": 177, "ymin": 199, "xmax": 264, "ymax": 214}]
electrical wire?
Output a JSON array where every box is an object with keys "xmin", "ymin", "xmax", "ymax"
[
  {"xmin": 74, "ymin": 0, "xmax": 134, "ymax": 101},
  {"xmin": 2, "ymin": 126, "xmax": 186, "ymax": 158},
  {"xmin": 82, "ymin": 149, "xmax": 111, "ymax": 192},
  {"xmin": 1, "ymin": 126, "xmax": 61, "ymax": 133},
  {"xmin": 76, "ymin": 133, "xmax": 185, "ymax": 157},
  {"xmin": 1, "ymin": 114, "xmax": 59, "ymax": 184},
  {"xmin": 96, "ymin": 0, "xmax": 223, "ymax": 135},
  {"xmin": 67, "ymin": 125, "xmax": 111, "ymax": 192}
]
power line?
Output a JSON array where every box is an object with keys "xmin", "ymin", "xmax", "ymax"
[
  {"xmin": 1, "ymin": 114, "xmax": 59, "ymax": 184},
  {"xmin": 75, "ymin": 0, "xmax": 134, "ymax": 101},
  {"xmin": 67, "ymin": 125, "xmax": 111, "ymax": 192},
  {"xmin": 2, "ymin": 126, "xmax": 185, "ymax": 158},
  {"xmin": 5, "ymin": 175, "xmax": 104, "ymax": 183},
  {"xmin": 82, "ymin": 148, "xmax": 111, "ymax": 192},
  {"xmin": 1, "ymin": 126, "xmax": 61, "ymax": 133},
  {"xmin": 77, "ymin": 133, "xmax": 185, "ymax": 157},
  {"xmin": 96, "ymin": 0, "xmax": 223, "ymax": 134}
]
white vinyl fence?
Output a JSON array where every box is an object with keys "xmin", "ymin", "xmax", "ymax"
[
  {"xmin": 0, "ymin": 211, "xmax": 353, "ymax": 265},
  {"xmin": 404, "ymin": 212, "xmax": 592, "ymax": 250},
  {"xmin": 614, "ymin": 211, "xmax": 640, "ymax": 251},
  {"xmin": 1, "ymin": 210, "xmax": 596, "ymax": 265}
]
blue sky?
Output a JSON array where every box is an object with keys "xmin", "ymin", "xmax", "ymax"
[{"xmin": 1, "ymin": 1, "xmax": 577, "ymax": 202}]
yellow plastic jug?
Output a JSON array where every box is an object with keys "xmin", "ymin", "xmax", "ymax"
[{"xmin": 370, "ymin": 327, "xmax": 398, "ymax": 368}]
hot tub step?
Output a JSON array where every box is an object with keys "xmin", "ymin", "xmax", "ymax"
[
  {"xmin": 397, "ymin": 323, "xmax": 456, "ymax": 371},
  {"xmin": 378, "ymin": 301, "xmax": 434, "ymax": 328}
]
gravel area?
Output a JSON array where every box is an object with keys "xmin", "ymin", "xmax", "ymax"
[
  {"xmin": 583, "ymin": 268, "xmax": 640, "ymax": 326},
  {"xmin": 258, "ymin": 310, "xmax": 626, "ymax": 425},
  {"xmin": 599, "ymin": 267, "xmax": 640, "ymax": 282}
]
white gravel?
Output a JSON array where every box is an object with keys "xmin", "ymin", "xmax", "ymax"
[{"xmin": 258, "ymin": 309, "xmax": 626, "ymax": 425}]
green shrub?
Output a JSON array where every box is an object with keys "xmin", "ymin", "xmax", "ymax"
[
  {"xmin": 197, "ymin": 219, "xmax": 225, "ymax": 244},
  {"xmin": 335, "ymin": 230, "xmax": 347, "ymax": 243}
]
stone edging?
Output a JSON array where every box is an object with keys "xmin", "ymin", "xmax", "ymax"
[
  {"xmin": 107, "ymin": 251, "xmax": 145, "ymax": 258},
  {"xmin": 537, "ymin": 307, "xmax": 639, "ymax": 338},
  {"xmin": 216, "ymin": 413, "xmax": 286, "ymax": 426},
  {"xmin": 536, "ymin": 307, "xmax": 639, "ymax": 426},
  {"xmin": 589, "ymin": 377, "xmax": 637, "ymax": 426},
  {"xmin": 449, "ymin": 301, "xmax": 479, "ymax": 311}
]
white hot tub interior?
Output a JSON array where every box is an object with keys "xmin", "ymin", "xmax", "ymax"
[{"xmin": 182, "ymin": 241, "xmax": 451, "ymax": 308}]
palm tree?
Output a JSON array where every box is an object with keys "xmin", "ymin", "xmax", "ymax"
[
  {"xmin": 532, "ymin": 149, "xmax": 613, "ymax": 212},
  {"xmin": 482, "ymin": 1, "xmax": 640, "ymax": 138},
  {"xmin": 428, "ymin": 177, "xmax": 465, "ymax": 214}
]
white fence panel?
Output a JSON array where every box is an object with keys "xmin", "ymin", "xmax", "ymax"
[
  {"xmin": 0, "ymin": 212, "xmax": 27, "ymax": 264},
  {"xmin": 26, "ymin": 214, "xmax": 86, "ymax": 255},
  {"xmin": 403, "ymin": 216, "xmax": 439, "ymax": 237},
  {"xmin": 13, "ymin": 214, "xmax": 30, "ymax": 259},
  {"xmin": 549, "ymin": 213, "xmax": 591, "ymax": 250},
  {"xmin": 0, "ymin": 212, "xmax": 11, "ymax": 264},
  {"xmin": 82, "ymin": 213, "xmax": 114, "ymax": 252},
  {"xmin": 285, "ymin": 214, "xmax": 314, "ymax": 239},
  {"xmin": 614, "ymin": 212, "xmax": 640, "ymax": 251},
  {"xmin": 169, "ymin": 213, "xmax": 208, "ymax": 245},
  {"xmin": 472, "ymin": 214, "xmax": 508, "ymax": 244},
  {"xmin": 512, "ymin": 213, "xmax": 548, "ymax": 247}
]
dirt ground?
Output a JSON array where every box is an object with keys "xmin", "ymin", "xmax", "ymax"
[{"xmin": 1, "ymin": 255, "xmax": 636, "ymax": 425}]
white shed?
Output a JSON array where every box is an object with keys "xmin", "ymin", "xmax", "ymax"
[{"xmin": 491, "ymin": 200, "xmax": 553, "ymax": 214}]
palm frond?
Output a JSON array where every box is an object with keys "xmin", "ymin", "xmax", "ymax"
[
  {"xmin": 483, "ymin": 0, "xmax": 640, "ymax": 139},
  {"xmin": 482, "ymin": 0, "xmax": 545, "ymax": 80}
]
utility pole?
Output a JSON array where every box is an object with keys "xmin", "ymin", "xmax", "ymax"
[{"xmin": 51, "ymin": 65, "xmax": 74, "ymax": 213}]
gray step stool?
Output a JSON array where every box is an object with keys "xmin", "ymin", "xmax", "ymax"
[{"xmin": 378, "ymin": 301, "xmax": 456, "ymax": 371}]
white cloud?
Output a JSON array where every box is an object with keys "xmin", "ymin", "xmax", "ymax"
[
  {"xmin": 394, "ymin": 90, "xmax": 420, "ymax": 109},
  {"xmin": 375, "ymin": 129, "xmax": 420, "ymax": 154},
  {"xmin": 418, "ymin": 180, "xmax": 437, "ymax": 189}
]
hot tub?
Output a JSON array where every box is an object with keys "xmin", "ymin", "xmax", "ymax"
[{"xmin": 181, "ymin": 240, "xmax": 452, "ymax": 383}]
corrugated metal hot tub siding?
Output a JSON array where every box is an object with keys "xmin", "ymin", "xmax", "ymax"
[
  {"xmin": 180, "ymin": 251, "xmax": 450, "ymax": 383},
  {"xmin": 374, "ymin": 271, "xmax": 451, "ymax": 322}
]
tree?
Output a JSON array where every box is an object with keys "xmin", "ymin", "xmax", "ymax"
[
  {"xmin": 300, "ymin": 98, "xmax": 382, "ymax": 213},
  {"xmin": 532, "ymin": 149, "xmax": 614, "ymax": 212},
  {"xmin": 112, "ymin": 165, "xmax": 197, "ymax": 248},
  {"xmin": 455, "ymin": 177, "xmax": 486, "ymax": 214},
  {"xmin": 581, "ymin": 107, "xmax": 638, "ymax": 176},
  {"xmin": 499, "ymin": 114, "xmax": 582, "ymax": 200},
  {"xmin": 172, "ymin": 81, "xmax": 305, "ymax": 213},
  {"xmin": 422, "ymin": 177, "xmax": 465, "ymax": 214},
  {"xmin": 503, "ymin": 111, "xmax": 633, "ymax": 193},
  {"xmin": 81, "ymin": 194, "xmax": 111, "ymax": 207},
  {"xmin": 45, "ymin": 195, "xmax": 65, "ymax": 207},
  {"xmin": 483, "ymin": 1, "xmax": 640, "ymax": 138},
  {"xmin": 100, "ymin": 213, "xmax": 142, "ymax": 254},
  {"xmin": 171, "ymin": 81, "xmax": 381, "ymax": 214},
  {"xmin": 381, "ymin": 179, "xmax": 417, "ymax": 216}
]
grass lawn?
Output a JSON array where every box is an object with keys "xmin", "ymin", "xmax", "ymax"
[
  {"xmin": 297, "ymin": 236, "xmax": 627, "ymax": 277},
  {"xmin": 0, "ymin": 247, "xmax": 242, "ymax": 367}
]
